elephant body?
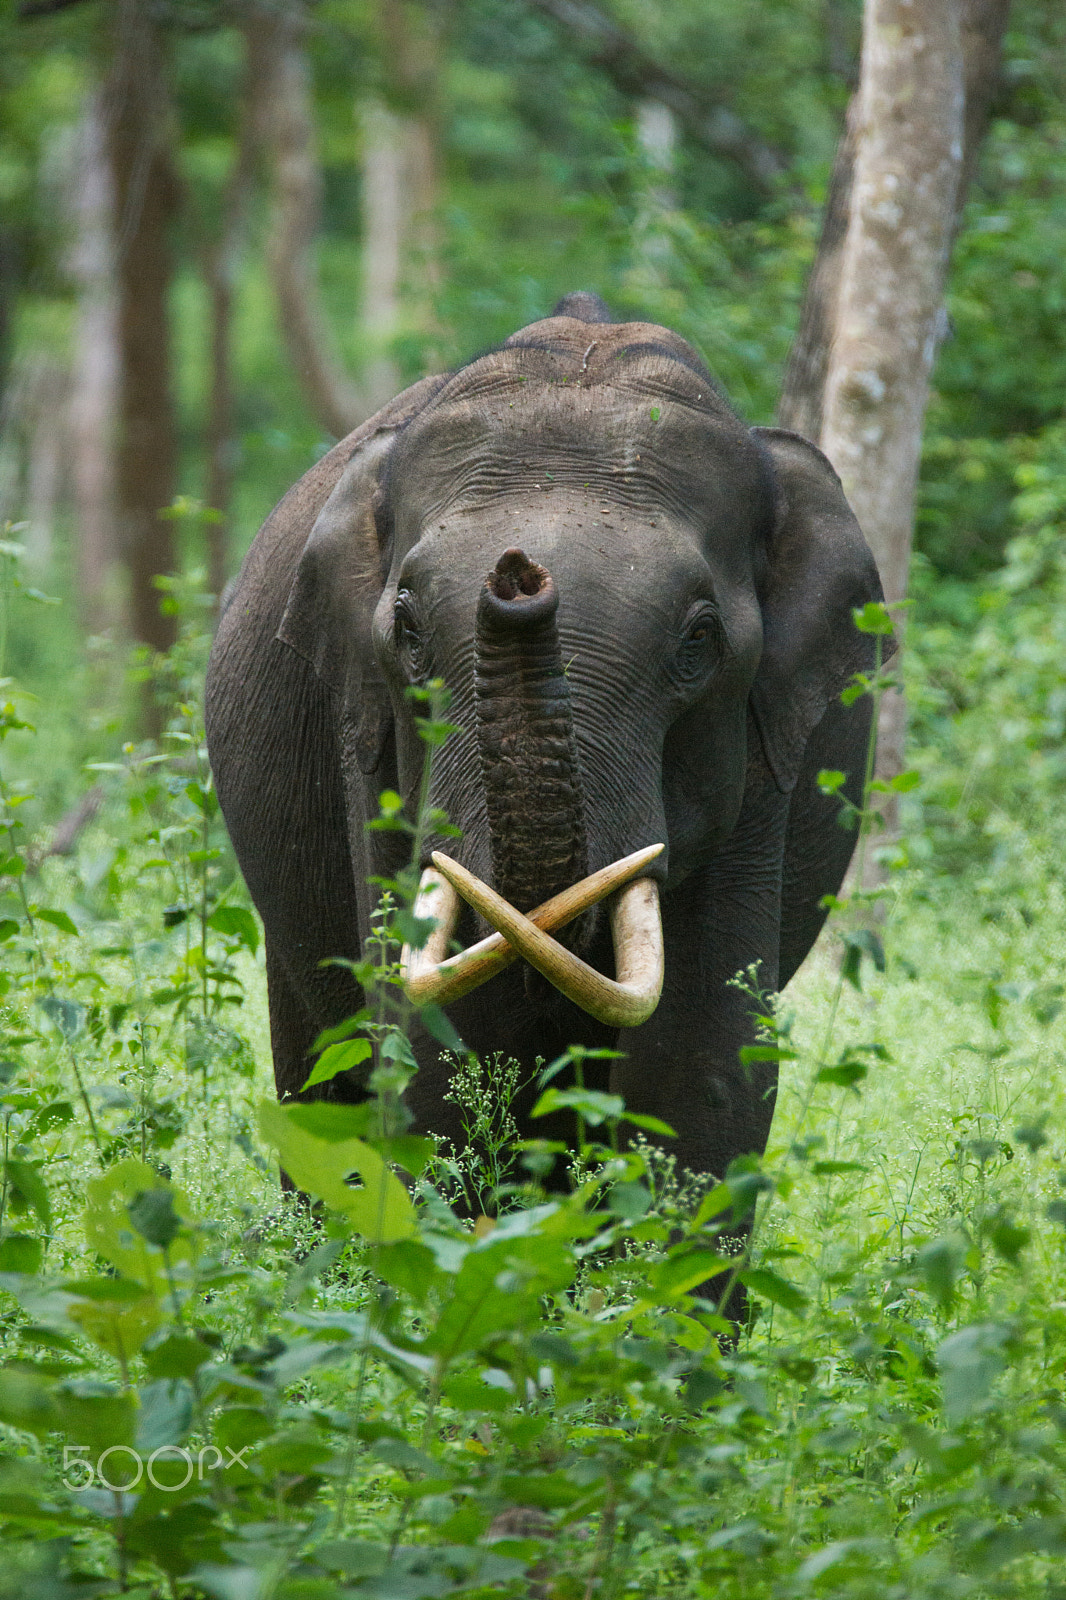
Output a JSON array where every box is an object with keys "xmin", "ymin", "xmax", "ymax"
[{"xmin": 206, "ymin": 296, "xmax": 885, "ymax": 1187}]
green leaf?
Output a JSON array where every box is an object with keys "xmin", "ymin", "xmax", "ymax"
[
  {"xmin": 816, "ymin": 1059, "xmax": 868, "ymax": 1088},
  {"xmin": 530, "ymin": 1086, "xmax": 624, "ymax": 1126},
  {"xmin": 301, "ymin": 1037, "xmax": 372, "ymax": 1090},
  {"xmin": 425, "ymin": 1230, "xmax": 576, "ymax": 1362},
  {"xmin": 649, "ymin": 1249, "xmax": 736, "ymax": 1301},
  {"xmin": 989, "ymin": 1215, "xmax": 1029, "ymax": 1264},
  {"xmin": 917, "ymin": 1235, "xmax": 964, "ymax": 1309},
  {"xmin": 852, "ymin": 600, "xmax": 894, "ymax": 635},
  {"xmin": 740, "ymin": 1267, "xmax": 808, "ymax": 1313},
  {"xmin": 4, "ymin": 1159, "xmax": 51, "ymax": 1229},
  {"xmin": 0, "ymin": 1232, "xmax": 42, "ymax": 1274},
  {"xmin": 184, "ymin": 780, "xmax": 218, "ymax": 816},
  {"xmin": 136, "ymin": 1378, "xmax": 193, "ymax": 1454},
  {"xmin": 281, "ymin": 1101, "xmax": 375, "ymax": 1142},
  {"xmin": 84, "ymin": 1160, "xmax": 198, "ymax": 1296},
  {"xmin": 311, "ymin": 1010, "xmax": 372, "ymax": 1051},
  {"xmin": 257, "ymin": 1098, "xmax": 416, "ymax": 1243},
  {"xmin": 692, "ymin": 1183, "xmax": 734, "ymax": 1227},
  {"xmin": 622, "ymin": 1111, "xmax": 677, "ymax": 1137},
  {"xmin": 127, "ymin": 1187, "xmax": 183, "ymax": 1249},
  {"xmin": 207, "ymin": 905, "xmax": 260, "ymax": 954},
  {"xmin": 370, "ymin": 1239, "xmax": 442, "ymax": 1305},
  {"xmin": 840, "ymin": 929, "xmax": 885, "ymax": 991},
  {"xmin": 33, "ymin": 908, "xmax": 79, "ymax": 937},
  {"xmin": 143, "ymin": 1331, "xmax": 214, "ymax": 1380},
  {"xmin": 31, "ymin": 1098, "xmax": 74, "ymax": 1135},
  {"xmin": 739, "ymin": 1044, "xmax": 797, "ymax": 1066},
  {"xmin": 607, "ymin": 1181, "xmax": 652, "ymax": 1219},
  {"xmin": 816, "ymin": 769, "xmax": 846, "ymax": 794},
  {"xmin": 418, "ymin": 1002, "xmax": 464, "ymax": 1051},
  {"xmin": 64, "ymin": 1275, "xmax": 163, "ymax": 1359},
  {"xmin": 937, "ymin": 1322, "xmax": 1009, "ymax": 1422},
  {"xmin": 54, "ymin": 1383, "xmax": 137, "ymax": 1454},
  {"xmin": 811, "ymin": 1160, "xmax": 866, "ymax": 1176},
  {"xmin": 0, "ymin": 1367, "xmax": 59, "ymax": 1438}
]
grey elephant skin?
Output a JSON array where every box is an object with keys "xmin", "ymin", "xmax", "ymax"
[{"xmin": 205, "ymin": 294, "xmax": 886, "ymax": 1193}]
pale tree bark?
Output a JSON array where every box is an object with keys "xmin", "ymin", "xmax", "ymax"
[
  {"xmin": 631, "ymin": 99, "xmax": 677, "ymax": 285},
  {"xmin": 201, "ymin": 37, "xmax": 258, "ymax": 600},
  {"xmin": 247, "ymin": 5, "xmax": 368, "ymax": 438},
  {"xmin": 105, "ymin": 0, "xmax": 180, "ymax": 656},
  {"xmin": 68, "ymin": 87, "xmax": 119, "ymax": 627},
  {"xmin": 360, "ymin": 98, "xmax": 405, "ymax": 409},
  {"xmin": 24, "ymin": 356, "xmax": 67, "ymax": 572},
  {"xmin": 779, "ymin": 0, "xmax": 1012, "ymax": 439},
  {"xmin": 818, "ymin": 0, "xmax": 965, "ymax": 828},
  {"xmin": 777, "ymin": 100, "xmax": 858, "ymax": 440},
  {"xmin": 362, "ymin": 0, "xmax": 443, "ymax": 399},
  {"xmin": 0, "ymin": 354, "xmax": 68, "ymax": 571}
]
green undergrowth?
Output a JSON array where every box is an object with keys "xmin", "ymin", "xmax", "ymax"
[{"xmin": 1, "ymin": 555, "xmax": 1066, "ymax": 1597}]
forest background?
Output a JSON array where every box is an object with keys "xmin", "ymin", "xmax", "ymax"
[
  {"xmin": 2, "ymin": 0, "xmax": 1066, "ymax": 858},
  {"xmin": 2, "ymin": 2, "xmax": 1066, "ymax": 1596}
]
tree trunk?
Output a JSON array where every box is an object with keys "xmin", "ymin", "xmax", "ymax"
[
  {"xmin": 818, "ymin": 0, "xmax": 964, "ymax": 834},
  {"xmin": 359, "ymin": 98, "xmax": 404, "ymax": 410},
  {"xmin": 68, "ymin": 87, "xmax": 119, "ymax": 628},
  {"xmin": 776, "ymin": 99, "xmax": 858, "ymax": 440},
  {"xmin": 24, "ymin": 356, "xmax": 67, "ymax": 572},
  {"xmin": 201, "ymin": 35, "xmax": 258, "ymax": 601},
  {"xmin": 778, "ymin": 0, "xmax": 1011, "ymax": 439},
  {"xmin": 818, "ymin": 0, "xmax": 964, "ymax": 605},
  {"xmin": 105, "ymin": 0, "xmax": 179, "ymax": 655},
  {"xmin": 248, "ymin": 5, "xmax": 367, "ymax": 439},
  {"xmin": 631, "ymin": 99, "xmax": 677, "ymax": 285},
  {"xmin": 366, "ymin": 0, "xmax": 443, "ymax": 389}
]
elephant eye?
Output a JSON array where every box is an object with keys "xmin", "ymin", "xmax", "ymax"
[
  {"xmin": 673, "ymin": 607, "xmax": 721, "ymax": 684},
  {"xmin": 394, "ymin": 591, "xmax": 430, "ymax": 682}
]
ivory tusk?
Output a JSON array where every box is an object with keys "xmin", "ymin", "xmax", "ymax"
[
  {"xmin": 429, "ymin": 855, "xmax": 664, "ymax": 1028},
  {"xmin": 400, "ymin": 844, "xmax": 664, "ymax": 1010},
  {"xmin": 399, "ymin": 867, "xmax": 462, "ymax": 1001}
]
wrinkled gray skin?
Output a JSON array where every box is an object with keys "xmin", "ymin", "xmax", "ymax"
[{"xmin": 206, "ymin": 295, "xmax": 886, "ymax": 1196}]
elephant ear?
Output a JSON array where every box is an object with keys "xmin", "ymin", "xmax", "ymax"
[
  {"xmin": 748, "ymin": 427, "xmax": 891, "ymax": 794},
  {"xmin": 276, "ymin": 376, "xmax": 445, "ymax": 774}
]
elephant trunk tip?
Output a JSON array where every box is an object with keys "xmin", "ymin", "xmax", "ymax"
[{"xmin": 480, "ymin": 547, "xmax": 557, "ymax": 628}]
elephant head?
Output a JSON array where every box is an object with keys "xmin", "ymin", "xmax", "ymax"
[{"xmin": 273, "ymin": 295, "xmax": 882, "ymax": 1036}]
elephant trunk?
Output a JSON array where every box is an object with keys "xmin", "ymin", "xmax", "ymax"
[{"xmin": 474, "ymin": 547, "xmax": 589, "ymax": 916}]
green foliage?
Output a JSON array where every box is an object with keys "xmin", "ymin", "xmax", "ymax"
[
  {"xmin": 0, "ymin": 557, "xmax": 1063, "ymax": 1596},
  {"xmin": 2, "ymin": 5, "xmax": 1066, "ymax": 1592}
]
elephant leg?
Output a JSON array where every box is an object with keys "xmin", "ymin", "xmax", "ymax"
[
  {"xmin": 610, "ymin": 770, "xmax": 790, "ymax": 1320},
  {"xmin": 265, "ymin": 939, "xmax": 322, "ymax": 1105},
  {"xmin": 779, "ymin": 688, "xmax": 874, "ymax": 988}
]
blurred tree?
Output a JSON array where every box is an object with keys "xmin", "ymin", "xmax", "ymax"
[
  {"xmin": 361, "ymin": 0, "xmax": 443, "ymax": 406},
  {"xmin": 105, "ymin": 0, "xmax": 180, "ymax": 656},
  {"xmin": 815, "ymin": 0, "xmax": 968, "ymax": 846},
  {"xmin": 68, "ymin": 86, "xmax": 118, "ymax": 627},
  {"xmin": 779, "ymin": 0, "xmax": 1012, "ymax": 441},
  {"xmin": 198, "ymin": 30, "xmax": 258, "ymax": 603},
  {"xmin": 248, "ymin": 1, "xmax": 368, "ymax": 438}
]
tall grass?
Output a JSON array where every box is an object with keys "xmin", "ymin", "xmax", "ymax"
[{"xmin": 1, "ymin": 542, "xmax": 1066, "ymax": 1597}]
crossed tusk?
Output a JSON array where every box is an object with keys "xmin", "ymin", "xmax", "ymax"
[{"xmin": 400, "ymin": 844, "xmax": 665, "ymax": 1028}]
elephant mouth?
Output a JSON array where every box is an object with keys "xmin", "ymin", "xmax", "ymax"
[{"xmin": 399, "ymin": 844, "xmax": 665, "ymax": 1029}]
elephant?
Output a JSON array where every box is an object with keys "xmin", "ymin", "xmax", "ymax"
[{"xmin": 205, "ymin": 292, "xmax": 887, "ymax": 1202}]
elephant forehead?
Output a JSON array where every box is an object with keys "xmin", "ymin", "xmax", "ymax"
[
  {"xmin": 399, "ymin": 506, "xmax": 751, "ymax": 643},
  {"xmin": 390, "ymin": 374, "xmax": 769, "ymax": 547}
]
